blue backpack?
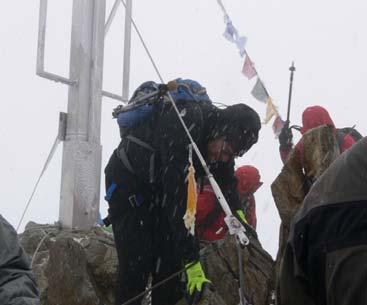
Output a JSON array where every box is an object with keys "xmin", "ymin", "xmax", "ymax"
[{"xmin": 113, "ymin": 78, "xmax": 212, "ymax": 131}]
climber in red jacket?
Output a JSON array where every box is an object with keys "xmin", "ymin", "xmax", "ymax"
[
  {"xmin": 195, "ymin": 165, "xmax": 262, "ymax": 241},
  {"xmin": 279, "ymin": 105, "xmax": 356, "ymax": 164},
  {"xmin": 235, "ymin": 165, "xmax": 262, "ymax": 230}
]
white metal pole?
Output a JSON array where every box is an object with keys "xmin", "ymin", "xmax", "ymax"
[
  {"xmin": 59, "ymin": 0, "xmax": 106, "ymax": 230},
  {"xmin": 122, "ymin": 0, "xmax": 132, "ymax": 101}
]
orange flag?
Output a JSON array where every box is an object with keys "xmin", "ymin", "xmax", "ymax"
[{"xmin": 183, "ymin": 163, "xmax": 197, "ymax": 235}]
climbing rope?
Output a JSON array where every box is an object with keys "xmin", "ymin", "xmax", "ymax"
[
  {"xmin": 120, "ymin": 241, "xmax": 220, "ymax": 305},
  {"xmin": 16, "ymin": 136, "xmax": 61, "ymax": 232},
  {"xmin": 119, "ymin": 232, "xmax": 259, "ymax": 305},
  {"xmin": 31, "ymin": 229, "xmax": 51, "ymax": 268},
  {"xmin": 121, "ymin": 265, "xmax": 188, "ymax": 305}
]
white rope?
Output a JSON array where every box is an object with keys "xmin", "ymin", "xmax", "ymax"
[
  {"xmin": 31, "ymin": 229, "xmax": 51, "ymax": 268},
  {"xmin": 16, "ymin": 136, "xmax": 61, "ymax": 232},
  {"xmin": 119, "ymin": 0, "xmax": 164, "ymax": 82},
  {"xmin": 216, "ymin": 0, "xmax": 228, "ymax": 15}
]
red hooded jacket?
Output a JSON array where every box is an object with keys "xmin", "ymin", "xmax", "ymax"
[
  {"xmin": 195, "ymin": 166, "xmax": 262, "ymax": 241},
  {"xmin": 280, "ymin": 106, "xmax": 355, "ymax": 163}
]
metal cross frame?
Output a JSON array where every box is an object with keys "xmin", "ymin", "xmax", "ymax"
[
  {"xmin": 37, "ymin": 0, "xmax": 131, "ymax": 103},
  {"xmin": 36, "ymin": 0, "xmax": 132, "ymax": 229}
]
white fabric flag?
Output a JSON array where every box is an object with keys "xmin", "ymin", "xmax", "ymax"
[{"xmin": 222, "ymin": 14, "xmax": 247, "ymax": 57}]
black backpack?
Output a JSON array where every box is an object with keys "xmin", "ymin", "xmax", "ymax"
[
  {"xmin": 337, "ymin": 127, "xmax": 363, "ymax": 142},
  {"xmin": 336, "ymin": 127, "xmax": 363, "ymax": 150}
]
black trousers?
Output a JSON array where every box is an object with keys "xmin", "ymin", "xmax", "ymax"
[{"xmin": 106, "ymin": 172, "xmax": 184, "ymax": 305}]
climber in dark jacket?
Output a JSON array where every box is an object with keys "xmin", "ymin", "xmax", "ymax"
[
  {"xmin": 105, "ymin": 88, "xmax": 261, "ymax": 305},
  {"xmin": 280, "ymin": 137, "xmax": 367, "ymax": 305},
  {"xmin": 279, "ymin": 105, "xmax": 355, "ymax": 164},
  {"xmin": 0, "ymin": 215, "xmax": 40, "ymax": 305}
]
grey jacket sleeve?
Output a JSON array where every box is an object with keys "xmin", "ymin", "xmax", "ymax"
[{"xmin": 0, "ymin": 215, "xmax": 40, "ymax": 305}]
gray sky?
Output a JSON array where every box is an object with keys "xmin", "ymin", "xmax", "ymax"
[{"xmin": 1, "ymin": 0, "xmax": 366, "ymax": 257}]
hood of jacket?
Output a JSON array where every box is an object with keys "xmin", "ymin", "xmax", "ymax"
[
  {"xmin": 301, "ymin": 106, "xmax": 335, "ymax": 134},
  {"xmin": 235, "ymin": 165, "xmax": 262, "ymax": 197}
]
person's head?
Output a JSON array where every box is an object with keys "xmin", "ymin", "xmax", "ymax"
[
  {"xmin": 207, "ymin": 137, "xmax": 235, "ymax": 163},
  {"xmin": 301, "ymin": 105, "xmax": 335, "ymax": 134},
  {"xmin": 235, "ymin": 165, "xmax": 262, "ymax": 197},
  {"xmin": 207, "ymin": 104, "xmax": 261, "ymax": 162}
]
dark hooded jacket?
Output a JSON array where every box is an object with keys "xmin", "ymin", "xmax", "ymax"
[
  {"xmin": 0, "ymin": 215, "xmax": 39, "ymax": 305},
  {"xmin": 280, "ymin": 106, "xmax": 355, "ymax": 163},
  {"xmin": 280, "ymin": 137, "xmax": 367, "ymax": 305},
  {"xmin": 105, "ymin": 100, "xmax": 261, "ymax": 261},
  {"xmin": 105, "ymin": 99, "xmax": 261, "ymax": 305}
]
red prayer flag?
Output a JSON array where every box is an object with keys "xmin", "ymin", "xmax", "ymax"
[
  {"xmin": 272, "ymin": 115, "xmax": 286, "ymax": 138},
  {"xmin": 242, "ymin": 55, "xmax": 257, "ymax": 80}
]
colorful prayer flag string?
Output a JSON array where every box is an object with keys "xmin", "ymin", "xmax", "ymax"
[{"xmin": 216, "ymin": 0, "xmax": 286, "ymax": 133}]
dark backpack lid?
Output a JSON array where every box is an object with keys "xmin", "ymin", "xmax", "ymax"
[{"xmin": 338, "ymin": 127, "xmax": 363, "ymax": 141}]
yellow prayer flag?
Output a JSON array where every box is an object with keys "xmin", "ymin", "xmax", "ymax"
[
  {"xmin": 263, "ymin": 97, "xmax": 279, "ymax": 124},
  {"xmin": 183, "ymin": 163, "xmax": 197, "ymax": 236}
]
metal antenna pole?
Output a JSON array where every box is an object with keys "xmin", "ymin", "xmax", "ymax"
[
  {"xmin": 286, "ymin": 62, "xmax": 296, "ymax": 123},
  {"xmin": 59, "ymin": 0, "xmax": 106, "ymax": 230},
  {"xmin": 122, "ymin": 0, "xmax": 132, "ymax": 101}
]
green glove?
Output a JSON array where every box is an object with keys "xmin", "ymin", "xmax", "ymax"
[
  {"xmin": 185, "ymin": 261, "xmax": 211, "ymax": 295},
  {"xmin": 236, "ymin": 209, "xmax": 248, "ymax": 224},
  {"xmin": 102, "ymin": 225, "xmax": 113, "ymax": 233}
]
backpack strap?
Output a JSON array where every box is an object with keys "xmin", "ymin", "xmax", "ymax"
[
  {"xmin": 116, "ymin": 145, "xmax": 136, "ymax": 174},
  {"xmin": 117, "ymin": 135, "xmax": 156, "ymax": 183},
  {"xmin": 127, "ymin": 135, "xmax": 156, "ymax": 183},
  {"xmin": 126, "ymin": 135, "xmax": 155, "ymax": 151}
]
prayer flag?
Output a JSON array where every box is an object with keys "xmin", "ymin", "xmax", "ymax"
[
  {"xmin": 183, "ymin": 164, "xmax": 197, "ymax": 235},
  {"xmin": 242, "ymin": 55, "xmax": 257, "ymax": 79},
  {"xmin": 272, "ymin": 115, "xmax": 286, "ymax": 138},
  {"xmin": 251, "ymin": 78, "xmax": 269, "ymax": 103},
  {"xmin": 183, "ymin": 145, "xmax": 197, "ymax": 236},
  {"xmin": 222, "ymin": 14, "xmax": 247, "ymax": 56},
  {"xmin": 223, "ymin": 18, "xmax": 238, "ymax": 43},
  {"xmin": 264, "ymin": 98, "xmax": 278, "ymax": 124},
  {"xmin": 236, "ymin": 36, "xmax": 247, "ymax": 57}
]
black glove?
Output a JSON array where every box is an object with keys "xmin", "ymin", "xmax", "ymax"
[{"xmin": 279, "ymin": 122, "xmax": 293, "ymax": 147}]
